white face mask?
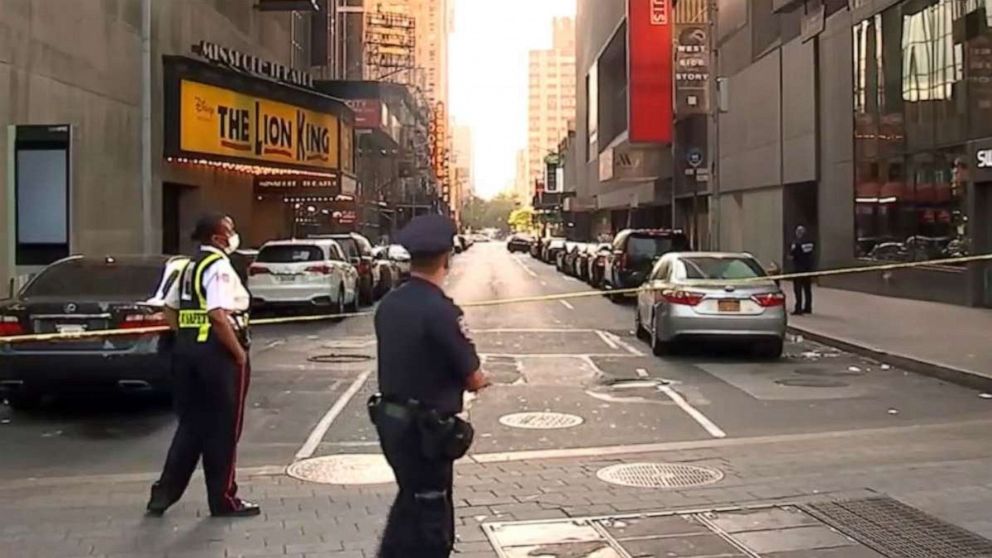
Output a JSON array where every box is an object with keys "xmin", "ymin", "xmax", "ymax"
[{"xmin": 225, "ymin": 233, "xmax": 241, "ymax": 254}]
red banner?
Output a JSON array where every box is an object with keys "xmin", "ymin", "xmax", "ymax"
[{"xmin": 628, "ymin": 0, "xmax": 673, "ymax": 143}]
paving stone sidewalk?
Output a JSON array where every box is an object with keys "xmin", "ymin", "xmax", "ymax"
[{"xmin": 2, "ymin": 420, "xmax": 992, "ymax": 557}]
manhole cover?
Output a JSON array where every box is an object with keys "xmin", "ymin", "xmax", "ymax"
[
  {"xmin": 795, "ymin": 367, "xmax": 865, "ymax": 377},
  {"xmin": 776, "ymin": 378, "xmax": 849, "ymax": 388},
  {"xmin": 287, "ymin": 454, "xmax": 394, "ymax": 485},
  {"xmin": 596, "ymin": 463, "xmax": 723, "ymax": 488},
  {"xmin": 499, "ymin": 412, "xmax": 584, "ymax": 430},
  {"xmin": 308, "ymin": 353, "xmax": 374, "ymax": 364}
]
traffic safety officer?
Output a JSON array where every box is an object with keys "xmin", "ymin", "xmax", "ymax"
[
  {"xmin": 147, "ymin": 213, "xmax": 260, "ymax": 518},
  {"xmin": 370, "ymin": 214, "xmax": 490, "ymax": 557}
]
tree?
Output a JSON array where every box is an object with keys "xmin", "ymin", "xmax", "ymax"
[
  {"xmin": 462, "ymin": 193, "xmax": 518, "ymax": 232},
  {"xmin": 507, "ymin": 206, "xmax": 534, "ymax": 232}
]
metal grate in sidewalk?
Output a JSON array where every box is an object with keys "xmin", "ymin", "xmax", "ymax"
[{"xmin": 802, "ymin": 497, "xmax": 992, "ymax": 558}]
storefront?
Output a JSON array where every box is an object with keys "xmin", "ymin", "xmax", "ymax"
[
  {"xmin": 850, "ymin": 0, "xmax": 992, "ymax": 306},
  {"xmin": 162, "ymin": 54, "xmax": 356, "ymax": 250}
]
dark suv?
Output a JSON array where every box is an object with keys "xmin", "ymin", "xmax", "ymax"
[
  {"xmin": 311, "ymin": 233, "xmax": 376, "ymax": 305},
  {"xmin": 603, "ymin": 229, "xmax": 690, "ymax": 301}
]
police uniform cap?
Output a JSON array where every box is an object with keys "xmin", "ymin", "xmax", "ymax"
[{"xmin": 397, "ymin": 214, "xmax": 457, "ymax": 256}]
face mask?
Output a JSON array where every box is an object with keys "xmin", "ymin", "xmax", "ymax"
[{"xmin": 224, "ymin": 233, "xmax": 241, "ymax": 254}]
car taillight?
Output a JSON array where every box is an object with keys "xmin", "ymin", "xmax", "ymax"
[
  {"xmin": 0, "ymin": 316, "xmax": 24, "ymax": 337},
  {"xmin": 752, "ymin": 293, "xmax": 786, "ymax": 307},
  {"xmin": 121, "ymin": 312, "xmax": 168, "ymax": 329},
  {"xmin": 658, "ymin": 289, "xmax": 705, "ymax": 306},
  {"xmin": 249, "ymin": 265, "xmax": 270, "ymax": 276},
  {"xmin": 306, "ymin": 264, "xmax": 333, "ymax": 275}
]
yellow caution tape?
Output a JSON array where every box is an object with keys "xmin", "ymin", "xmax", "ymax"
[{"xmin": 0, "ymin": 252, "xmax": 989, "ymax": 344}]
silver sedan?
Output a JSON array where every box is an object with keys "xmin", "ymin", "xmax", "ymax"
[{"xmin": 635, "ymin": 252, "xmax": 787, "ymax": 358}]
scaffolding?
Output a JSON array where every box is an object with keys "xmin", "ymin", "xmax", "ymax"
[{"xmin": 364, "ymin": 8, "xmax": 417, "ymax": 83}]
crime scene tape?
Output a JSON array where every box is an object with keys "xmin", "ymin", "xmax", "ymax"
[{"xmin": 0, "ymin": 252, "xmax": 989, "ymax": 345}]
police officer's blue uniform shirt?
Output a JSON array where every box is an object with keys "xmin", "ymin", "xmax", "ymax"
[{"xmin": 375, "ymin": 214, "xmax": 478, "ymax": 415}]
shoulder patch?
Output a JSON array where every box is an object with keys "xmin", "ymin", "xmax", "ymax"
[{"xmin": 457, "ymin": 316, "xmax": 473, "ymax": 342}]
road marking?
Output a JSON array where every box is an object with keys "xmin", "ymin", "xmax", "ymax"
[
  {"xmin": 296, "ymin": 369, "xmax": 372, "ymax": 460},
  {"xmin": 658, "ymin": 384, "xmax": 726, "ymax": 439},
  {"xmin": 636, "ymin": 368, "xmax": 649, "ymax": 378},
  {"xmin": 559, "ymin": 300, "xmax": 575, "ymax": 310},
  {"xmin": 600, "ymin": 330, "xmax": 645, "ymax": 357},
  {"xmin": 512, "ymin": 256, "xmax": 538, "ymax": 278},
  {"xmin": 596, "ymin": 330, "xmax": 619, "ymax": 350},
  {"xmin": 480, "ymin": 353, "xmax": 637, "ymax": 359}
]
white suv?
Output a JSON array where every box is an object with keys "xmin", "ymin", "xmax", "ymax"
[{"xmin": 248, "ymin": 239, "xmax": 359, "ymax": 313}]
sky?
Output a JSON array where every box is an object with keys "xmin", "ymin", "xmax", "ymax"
[{"xmin": 450, "ymin": 0, "xmax": 576, "ymax": 200}]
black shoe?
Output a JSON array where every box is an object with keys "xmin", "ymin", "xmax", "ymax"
[
  {"xmin": 792, "ymin": 309, "xmax": 805, "ymax": 316},
  {"xmin": 211, "ymin": 501, "xmax": 261, "ymax": 518},
  {"xmin": 145, "ymin": 485, "xmax": 170, "ymax": 517}
]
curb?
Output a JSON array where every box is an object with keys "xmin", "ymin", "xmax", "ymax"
[{"xmin": 787, "ymin": 325, "xmax": 992, "ymax": 392}]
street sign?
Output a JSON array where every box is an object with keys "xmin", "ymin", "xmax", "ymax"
[{"xmin": 687, "ymin": 148, "xmax": 704, "ymax": 168}]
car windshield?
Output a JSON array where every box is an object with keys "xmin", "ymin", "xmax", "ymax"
[
  {"xmin": 258, "ymin": 245, "xmax": 324, "ymax": 263},
  {"xmin": 23, "ymin": 260, "xmax": 167, "ymax": 298},
  {"xmin": 681, "ymin": 257, "xmax": 766, "ymax": 280}
]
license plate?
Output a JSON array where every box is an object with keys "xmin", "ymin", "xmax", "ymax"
[
  {"xmin": 275, "ymin": 275, "xmax": 297, "ymax": 283},
  {"xmin": 56, "ymin": 324, "xmax": 87, "ymax": 334},
  {"xmin": 717, "ymin": 299, "xmax": 741, "ymax": 313}
]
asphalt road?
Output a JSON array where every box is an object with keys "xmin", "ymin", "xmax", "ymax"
[{"xmin": 2, "ymin": 242, "xmax": 991, "ymax": 481}]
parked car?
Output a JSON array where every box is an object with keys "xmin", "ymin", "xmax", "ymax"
[
  {"xmin": 543, "ymin": 238, "xmax": 567, "ymax": 264},
  {"xmin": 562, "ymin": 243, "xmax": 585, "ymax": 276},
  {"xmin": 573, "ymin": 244, "xmax": 596, "ymax": 281},
  {"xmin": 556, "ymin": 242, "xmax": 577, "ymax": 272},
  {"xmin": 506, "ymin": 234, "xmax": 534, "ymax": 253},
  {"xmin": 587, "ymin": 243, "xmax": 613, "ymax": 288},
  {"xmin": 634, "ymin": 252, "xmax": 786, "ymax": 358},
  {"xmin": 230, "ymin": 249, "xmax": 258, "ymax": 284},
  {"xmin": 604, "ymin": 229, "xmax": 691, "ymax": 301},
  {"xmin": 310, "ymin": 233, "xmax": 376, "ymax": 305},
  {"xmin": 248, "ymin": 239, "xmax": 359, "ymax": 313},
  {"xmin": 371, "ymin": 245, "xmax": 411, "ymax": 298},
  {"xmin": 0, "ymin": 255, "xmax": 188, "ymax": 409},
  {"xmin": 529, "ymin": 237, "xmax": 544, "ymax": 259}
]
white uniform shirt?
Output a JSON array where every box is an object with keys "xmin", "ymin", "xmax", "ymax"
[{"xmin": 164, "ymin": 246, "xmax": 250, "ymax": 312}]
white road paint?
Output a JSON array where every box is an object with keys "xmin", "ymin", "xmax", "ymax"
[
  {"xmin": 658, "ymin": 384, "xmax": 727, "ymax": 439},
  {"xmin": 296, "ymin": 369, "xmax": 373, "ymax": 460},
  {"xmin": 636, "ymin": 368, "xmax": 649, "ymax": 378},
  {"xmin": 512, "ymin": 256, "xmax": 538, "ymax": 278},
  {"xmin": 596, "ymin": 330, "xmax": 619, "ymax": 350},
  {"xmin": 480, "ymin": 353, "xmax": 636, "ymax": 359},
  {"xmin": 559, "ymin": 300, "xmax": 575, "ymax": 310},
  {"xmin": 600, "ymin": 330, "xmax": 646, "ymax": 357}
]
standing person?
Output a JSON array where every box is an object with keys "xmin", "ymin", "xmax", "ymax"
[
  {"xmin": 789, "ymin": 225, "xmax": 816, "ymax": 315},
  {"xmin": 147, "ymin": 213, "xmax": 260, "ymax": 518},
  {"xmin": 370, "ymin": 214, "xmax": 490, "ymax": 557}
]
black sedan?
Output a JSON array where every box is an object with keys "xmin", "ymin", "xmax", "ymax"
[
  {"xmin": 506, "ymin": 234, "xmax": 534, "ymax": 253},
  {"xmin": 0, "ymin": 255, "xmax": 187, "ymax": 409}
]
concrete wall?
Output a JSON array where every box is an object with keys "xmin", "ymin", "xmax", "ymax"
[{"xmin": 0, "ymin": 0, "xmax": 295, "ymax": 286}]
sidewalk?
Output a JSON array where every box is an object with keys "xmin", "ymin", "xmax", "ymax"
[{"xmin": 787, "ymin": 284, "xmax": 992, "ymax": 388}]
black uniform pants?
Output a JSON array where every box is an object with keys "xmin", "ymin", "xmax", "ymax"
[
  {"xmin": 376, "ymin": 413, "xmax": 455, "ymax": 558},
  {"xmin": 152, "ymin": 342, "xmax": 251, "ymax": 514},
  {"xmin": 793, "ymin": 277, "xmax": 813, "ymax": 313}
]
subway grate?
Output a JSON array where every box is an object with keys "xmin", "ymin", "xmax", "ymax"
[{"xmin": 802, "ymin": 497, "xmax": 992, "ymax": 558}]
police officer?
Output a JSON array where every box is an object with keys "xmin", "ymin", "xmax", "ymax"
[
  {"xmin": 147, "ymin": 213, "xmax": 260, "ymax": 518},
  {"xmin": 790, "ymin": 225, "xmax": 816, "ymax": 315},
  {"xmin": 372, "ymin": 215, "xmax": 489, "ymax": 557}
]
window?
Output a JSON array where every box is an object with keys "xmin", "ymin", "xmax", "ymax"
[
  {"xmin": 679, "ymin": 257, "xmax": 766, "ymax": 280},
  {"xmin": 852, "ymin": 0, "xmax": 971, "ymax": 265},
  {"xmin": 290, "ymin": 11, "xmax": 311, "ymax": 72},
  {"xmin": 586, "ymin": 62, "xmax": 598, "ymax": 162},
  {"xmin": 24, "ymin": 259, "xmax": 167, "ymax": 298},
  {"xmin": 258, "ymin": 245, "xmax": 325, "ymax": 263}
]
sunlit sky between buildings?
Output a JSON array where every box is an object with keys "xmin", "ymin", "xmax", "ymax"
[{"xmin": 450, "ymin": 0, "xmax": 576, "ymax": 200}]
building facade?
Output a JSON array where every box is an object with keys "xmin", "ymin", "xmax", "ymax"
[
  {"xmin": 0, "ymin": 0, "xmax": 358, "ymax": 291},
  {"xmin": 711, "ymin": 0, "xmax": 992, "ymax": 307},
  {"xmin": 527, "ymin": 17, "xmax": 576, "ymax": 191}
]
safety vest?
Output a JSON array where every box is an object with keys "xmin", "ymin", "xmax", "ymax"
[{"xmin": 177, "ymin": 249, "xmax": 248, "ymax": 344}]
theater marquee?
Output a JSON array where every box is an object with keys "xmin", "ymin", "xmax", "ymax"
[{"xmin": 178, "ymin": 80, "xmax": 339, "ymax": 171}]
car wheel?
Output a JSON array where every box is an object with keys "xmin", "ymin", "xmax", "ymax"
[
  {"xmin": 635, "ymin": 309, "xmax": 650, "ymax": 341},
  {"xmin": 4, "ymin": 391, "xmax": 42, "ymax": 411},
  {"xmin": 332, "ymin": 286, "xmax": 347, "ymax": 322},
  {"xmin": 650, "ymin": 324, "xmax": 672, "ymax": 357},
  {"xmin": 755, "ymin": 339, "xmax": 784, "ymax": 360}
]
